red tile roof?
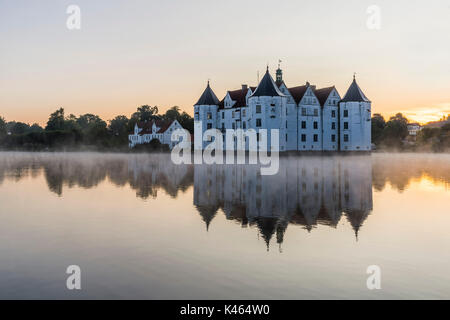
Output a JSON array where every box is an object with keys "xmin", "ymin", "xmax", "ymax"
[
  {"xmin": 287, "ymin": 85, "xmax": 309, "ymax": 104},
  {"xmin": 218, "ymin": 87, "xmax": 256, "ymax": 109},
  {"xmin": 137, "ymin": 120, "xmax": 174, "ymax": 135},
  {"xmin": 313, "ymin": 86, "xmax": 335, "ymax": 107}
]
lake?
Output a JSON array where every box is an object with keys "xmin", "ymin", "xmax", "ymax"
[{"xmin": 0, "ymin": 152, "xmax": 449, "ymax": 299}]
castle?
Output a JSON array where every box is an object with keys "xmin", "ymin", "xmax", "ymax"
[{"xmin": 194, "ymin": 66, "xmax": 372, "ymax": 152}]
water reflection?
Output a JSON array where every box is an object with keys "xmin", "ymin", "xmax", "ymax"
[
  {"xmin": 194, "ymin": 158, "xmax": 373, "ymax": 249},
  {"xmin": 0, "ymin": 152, "xmax": 449, "ymax": 250}
]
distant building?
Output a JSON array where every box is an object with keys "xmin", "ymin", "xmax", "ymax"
[
  {"xmin": 407, "ymin": 123, "xmax": 422, "ymax": 136},
  {"xmin": 194, "ymin": 66, "xmax": 372, "ymax": 152},
  {"xmin": 128, "ymin": 119, "xmax": 183, "ymax": 149},
  {"xmin": 425, "ymin": 119, "xmax": 450, "ymax": 129}
]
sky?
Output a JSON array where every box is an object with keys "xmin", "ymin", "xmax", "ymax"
[{"xmin": 1, "ymin": 0, "xmax": 449, "ymax": 126}]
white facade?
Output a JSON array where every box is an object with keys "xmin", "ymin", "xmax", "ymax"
[
  {"xmin": 129, "ymin": 119, "xmax": 183, "ymax": 149},
  {"xmin": 194, "ymin": 68, "xmax": 372, "ymax": 152},
  {"xmin": 407, "ymin": 123, "xmax": 421, "ymax": 136}
]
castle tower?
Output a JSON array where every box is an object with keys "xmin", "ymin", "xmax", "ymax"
[
  {"xmin": 339, "ymin": 76, "xmax": 372, "ymax": 151},
  {"xmin": 194, "ymin": 81, "xmax": 220, "ymax": 150},
  {"xmin": 248, "ymin": 67, "xmax": 288, "ymax": 151}
]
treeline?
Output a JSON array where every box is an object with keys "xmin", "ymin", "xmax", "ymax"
[
  {"xmin": 372, "ymin": 113, "xmax": 450, "ymax": 152},
  {"xmin": 0, "ymin": 105, "xmax": 193, "ymax": 151}
]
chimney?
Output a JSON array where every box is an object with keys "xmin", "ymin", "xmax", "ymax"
[{"xmin": 242, "ymin": 84, "xmax": 248, "ymax": 91}]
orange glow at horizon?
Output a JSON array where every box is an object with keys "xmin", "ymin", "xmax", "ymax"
[{"xmin": 1, "ymin": 1, "xmax": 449, "ymax": 127}]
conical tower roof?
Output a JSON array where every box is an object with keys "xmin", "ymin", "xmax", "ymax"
[
  {"xmin": 341, "ymin": 76, "xmax": 370, "ymax": 102},
  {"xmin": 251, "ymin": 68, "xmax": 285, "ymax": 98},
  {"xmin": 195, "ymin": 81, "xmax": 220, "ymax": 106}
]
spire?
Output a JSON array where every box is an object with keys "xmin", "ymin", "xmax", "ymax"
[
  {"xmin": 275, "ymin": 59, "xmax": 283, "ymax": 86},
  {"xmin": 195, "ymin": 81, "xmax": 220, "ymax": 106},
  {"xmin": 341, "ymin": 75, "xmax": 370, "ymax": 102},
  {"xmin": 251, "ymin": 67, "xmax": 285, "ymax": 97}
]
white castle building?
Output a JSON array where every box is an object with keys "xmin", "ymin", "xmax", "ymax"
[
  {"xmin": 194, "ymin": 66, "xmax": 371, "ymax": 152},
  {"xmin": 129, "ymin": 119, "xmax": 183, "ymax": 149}
]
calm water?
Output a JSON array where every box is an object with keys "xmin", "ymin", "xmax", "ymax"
[{"xmin": 0, "ymin": 152, "xmax": 449, "ymax": 299}]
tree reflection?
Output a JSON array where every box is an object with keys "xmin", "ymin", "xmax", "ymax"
[{"xmin": 0, "ymin": 152, "xmax": 449, "ymax": 250}]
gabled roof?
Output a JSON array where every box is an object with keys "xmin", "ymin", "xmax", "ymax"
[
  {"xmin": 195, "ymin": 82, "xmax": 220, "ymax": 106},
  {"xmin": 287, "ymin": 85, "xmax": 308, "ymax": 104},
  {"xmin": 341, "ymin": 78, "xmax": 370, "ymax": 102},
  {"xmin": 250, "ymin": 69, "xmax": 285, "ymax": 98},
  {"xmin": 218, "ymin": 87, "xmax": 255, "ymax": 109},
  {"xmin": 314, "ymin": 86, "xmax": 335, "ymax": 107},
  {"xmin": 136, "ymin": 120, "xmax": 175, "ymax": 135}
]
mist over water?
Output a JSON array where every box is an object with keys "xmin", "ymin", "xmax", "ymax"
[{"xmin": 0, "ymin": 152, "xmax": 449, "ymax": 299}]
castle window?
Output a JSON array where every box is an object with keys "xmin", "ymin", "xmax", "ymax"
[
  {"xmin": 331, "ymin": 134, "xmax": 336, "ymax": 142},
  {"xmin": 243, "ymin": 122, "xmax": 246, "ymax": 129},
  {"xmin": 301, "ymin": 121, "xmax": 306, "ymax": 129},
  {"xmin": 344, "ymin": 134, "xmax": 349, "ymax": 142},
  {"xmin": 256, "ymin": 119, "xmax": 261, "ymax": 127},
  {"xmin": 331, "ymin": 122, "xmax": 336, "ymax": 130},
  {"xmin": 242, "ymin": 109, "xmax": 246, "ymax": 117},
  {"xmin": 207, "ymin": 123, "xmax": 212, "ymax": 129},
  {"xmin": 301, "ymin": 134, "xmax": 306, "ymax": 142},
  {"xmin": 314, "ymin": 109, "xmax": 318, "ymax": 117},
  {"xmin": 207, "ymin": 112, "xmax": 212, "ymax": 119},
  {"xmin": 232, "ymin": 123, "xmax": 235, "ymax": 129},
  {"xmin": 313, "ymin": 121, "xmax": 318, "ymax": 129},
  {"xmin": 344, "ymin": 122, "xmax": 348, "ymax": 130},
  {"xmin": 332, "ymin": 110, "xmax": 336, "ymax": 118},
  {"xmin": 302, "ymin": 108, "xmax": 307, "ymax": 116},
  {"xmin": 256, "ymin": 105, "xmax": 261, "ymax": 114},
  {"xmin": 313, "ymin": 134, "xmax": 318, "ymax": 142},
  {"xmin": 344, "ymin": 110, "xmax": 348, "ymax": 117}
]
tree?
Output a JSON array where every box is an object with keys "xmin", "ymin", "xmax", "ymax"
[
  {"xmin": 162, "ymin": 106, "xmax": 194, "ymax": 134},
  {"xmin": 371, "ymin": 113, "xmax": 385, "ymax": 145},
  {"xmin": 164, "ymin": 106, "xmax": 181, "ymax": 121},
  {"xmin": 134, "ymin": 105, "xmax": 159, "ymax": 122},
  {"xmin": 29, "ymin": 123, "xmax": 44, "ymax": 133},
  {"xmin": 9, "ymin": 121, "xmax": 30, "ymax": 134},
  {"xmin": 178, "ymin": 111, "xmax": 194, "ymax": 134},
  {"xmin": 381, "ymin": 113, "xmax": 409, "ymax": 148},
  {"xmin": 109, "ymin": 115, "xmax": 129, "ymax": 137},
  {"xmin": 0, "ymin": 116, "xmax": 6, "ymax": 136},
  {"xmin": 46, "ymin": 108, "xmax": 66, "ymax": 131},
  {"xmin": 76, "ymin": 114, "xmax": 108, "ymax": 145}
]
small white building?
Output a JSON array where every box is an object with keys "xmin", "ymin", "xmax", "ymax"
[
  {"xmin": 407, "ymin": 123, "xmax": 422, "ymax": 136},
  {"xmin": 128, "ymin": 119, "xmax": 184, "ymax": 149}
]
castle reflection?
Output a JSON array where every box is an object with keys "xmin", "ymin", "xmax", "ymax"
[
  {"xmin": 0, "ymin": 153, "xmax": 449, "ymax": 250},
  {"xmin": 194, "ymin": 157, "xmax": 373, "ymax": 249}
]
